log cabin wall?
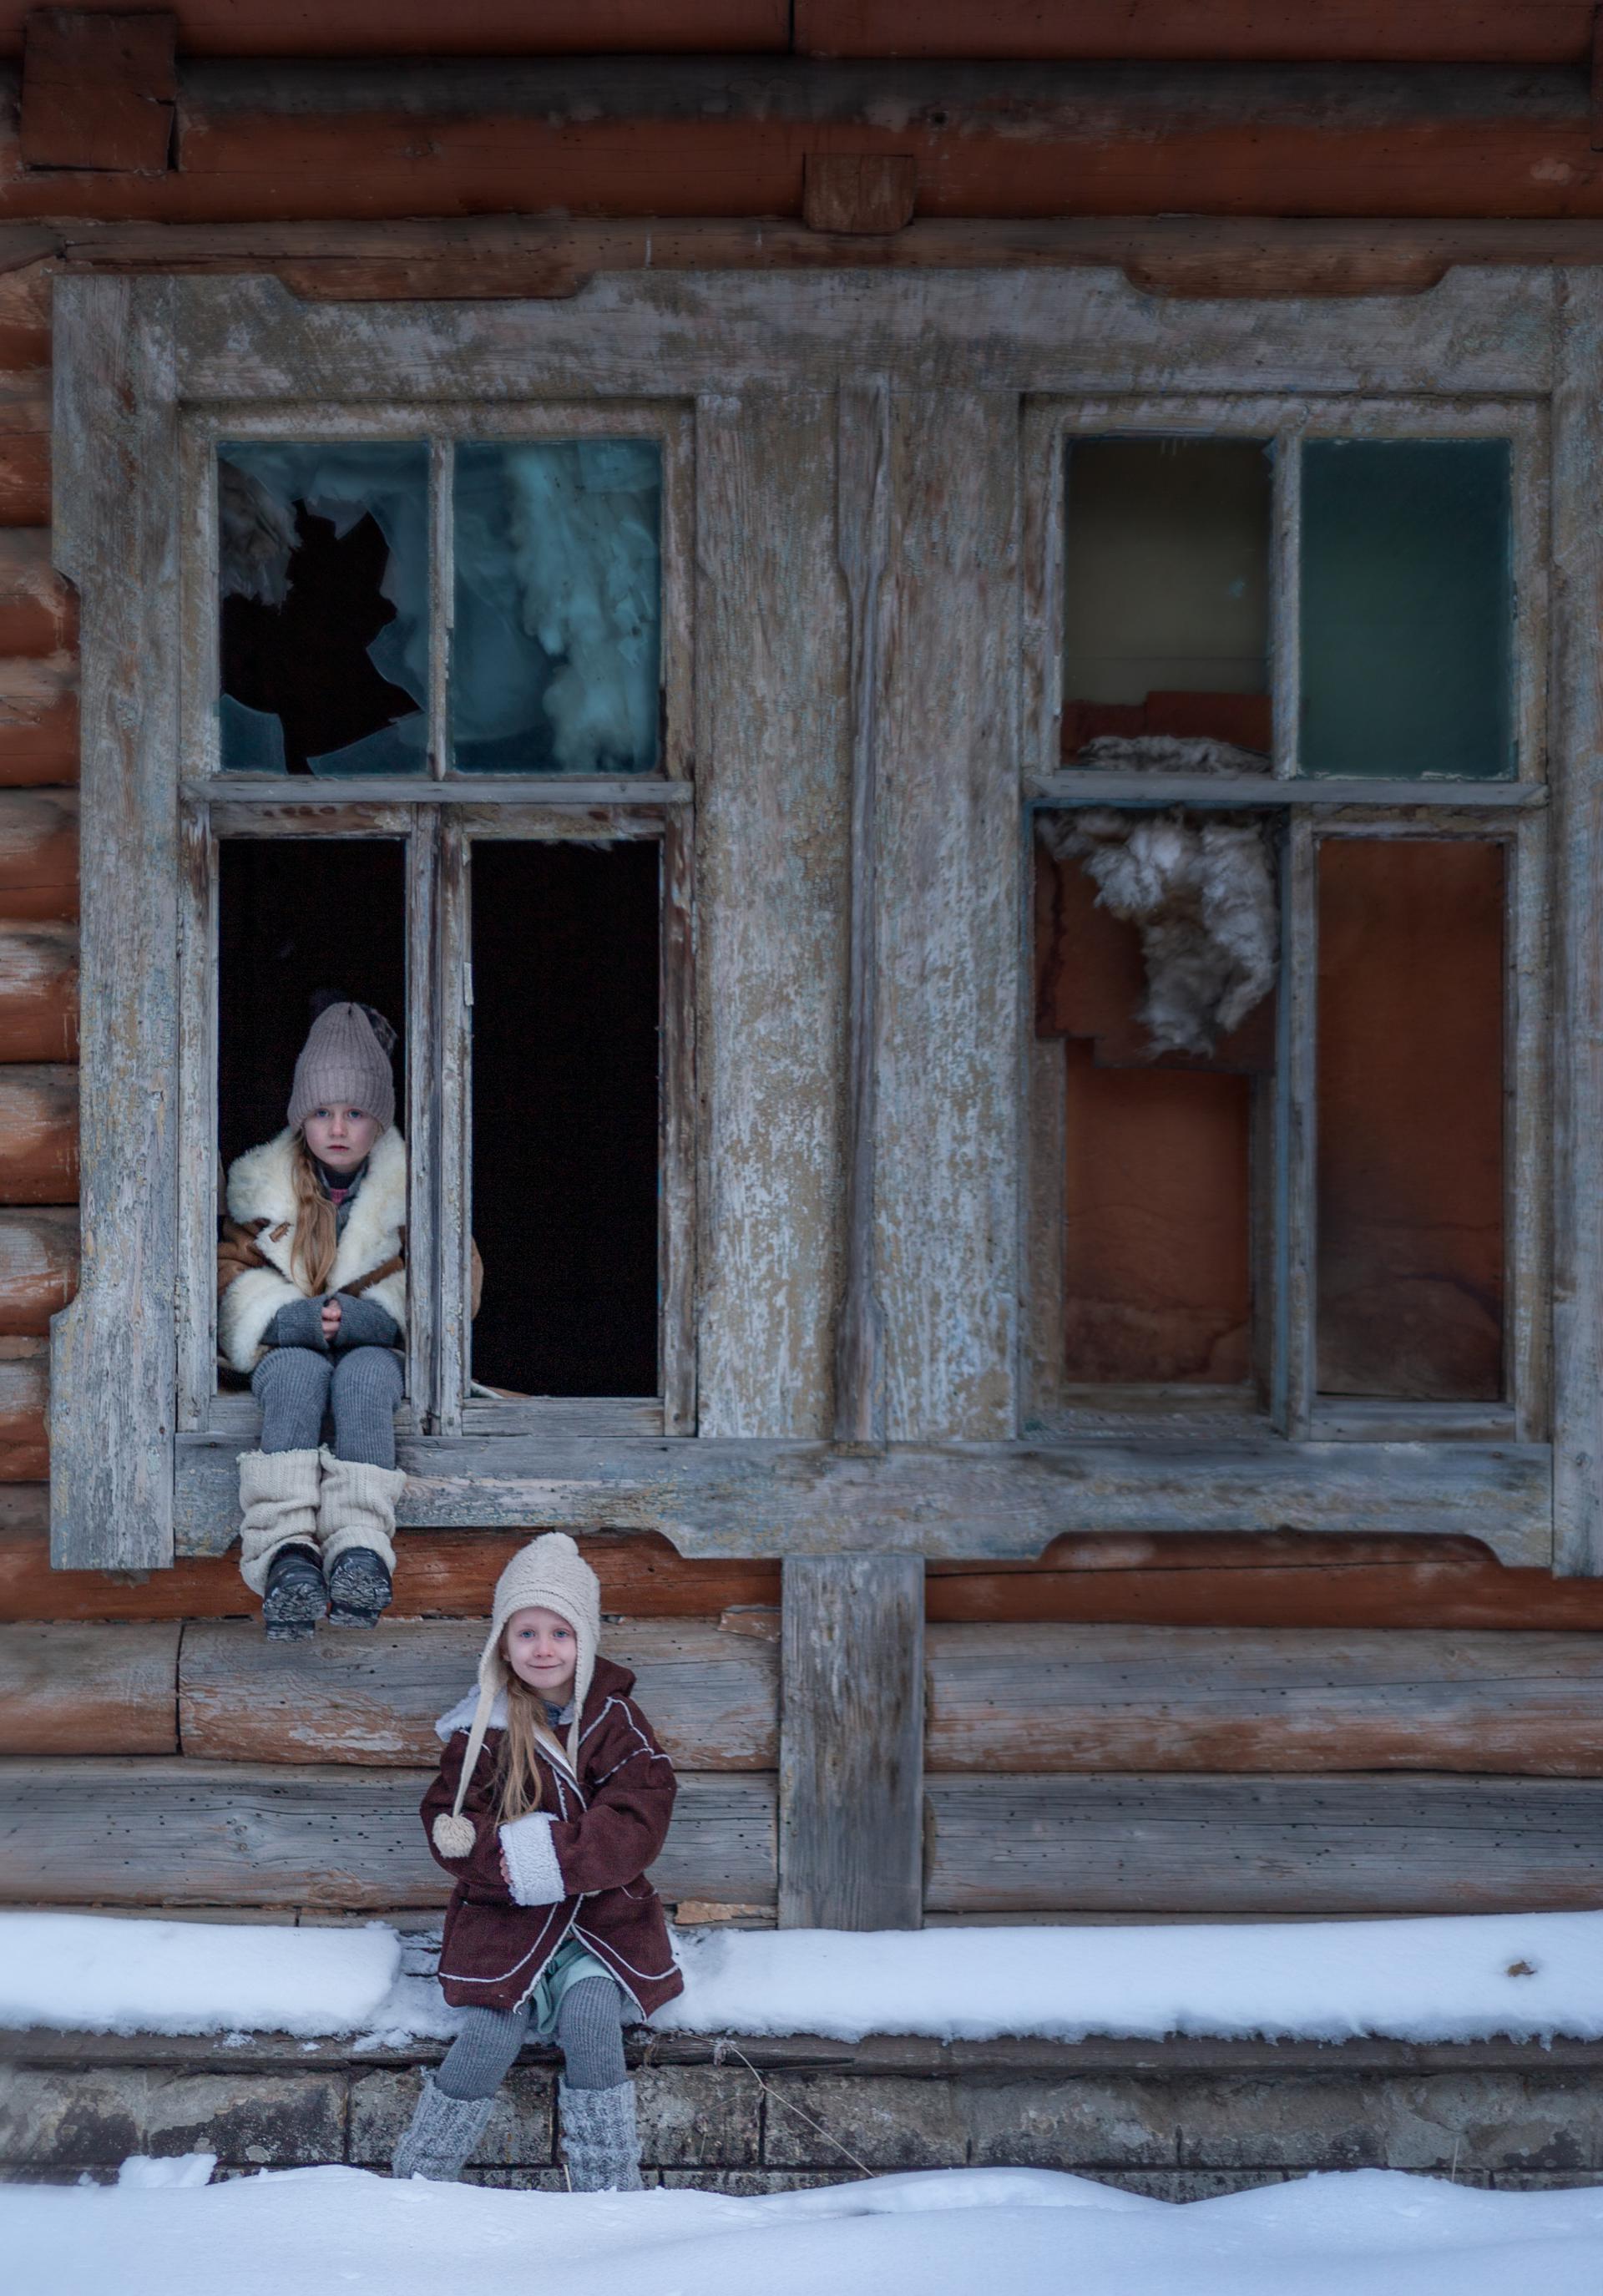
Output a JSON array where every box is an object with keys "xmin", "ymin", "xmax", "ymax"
[{"xmin": 8, "ymin": 1, "xmax": 1603, "ymax": 1928}]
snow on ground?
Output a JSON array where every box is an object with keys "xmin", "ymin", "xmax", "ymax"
[
  {"xmin": 3, "ymin": 2164, "xmax": 1603, "ymax": 2296},
  {"xmin": 5, "ymin": 1907, "xmax": 1603, "ymax": 2045}
]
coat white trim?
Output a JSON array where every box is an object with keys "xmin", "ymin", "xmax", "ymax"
[
  {"xmin": 499, "ymin": 1810, "xmax": 566, "ymax": 1906},
  {"xmin": 218, "ymin": 1125, "xmax": 407, "ymax": 1374}
]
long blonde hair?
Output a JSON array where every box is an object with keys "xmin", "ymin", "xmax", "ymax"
[
  {"xmin": 495, "ymin": 1656, "xmax": 571, "ymax": 1823},
  {"xmin": 290, "ymin": 1131, "xmax": 339, "ymax": 1295}
]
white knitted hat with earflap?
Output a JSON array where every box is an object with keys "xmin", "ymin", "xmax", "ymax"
[{"xmin": 431, "ymin": 1531, "xmax": 602, "ymax": 1860}]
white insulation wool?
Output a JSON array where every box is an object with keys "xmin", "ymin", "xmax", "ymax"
[{"xmin": 1043, "ymin": 804, "xmax": 1278, "ymax": 1057}]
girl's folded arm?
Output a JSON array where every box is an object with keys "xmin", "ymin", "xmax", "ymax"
[
  {"xmin": 421, "ymin": 1736, "xmax": 514, "ymax": 1899},
  {"xmin": 500, "ymin": 1712, "xmax": 677, "ymax": 1906}
]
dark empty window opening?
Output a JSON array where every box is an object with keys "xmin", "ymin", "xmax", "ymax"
[{"xmin": 470, "ymin": 841, "xmax": 660, "ymax": 1399}]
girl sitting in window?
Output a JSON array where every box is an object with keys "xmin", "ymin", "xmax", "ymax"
[
  {"xmin": 394, "ymin": 1532, "xmax": 683, "ymax": 2191},
  {"xmin": 217, "ymin": 999, "xmax": 410, "ymax": 1639}
]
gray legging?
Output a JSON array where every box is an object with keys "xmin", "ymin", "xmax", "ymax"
[
  {"xmin": 435, "ymin": 1975, "xmax": 628, "ymax": 2101},
  {"xmin": 251, "ymin": 1343, "xmax": 403, "ymax": 1469}
]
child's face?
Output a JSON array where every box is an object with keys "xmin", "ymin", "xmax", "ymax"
[
  {"xmin": 303, "ymin": 1105, "xmax": 382, "ymax": 1171},
  {"xmin": 503, "ymin": 1606, "xmax": 579, "ymax": 1705}
]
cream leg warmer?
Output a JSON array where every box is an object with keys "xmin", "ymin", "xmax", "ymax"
[
  {"xmin": 236, "ymin": 1447, "xmax": 323, "ymax": 1596},
  {"xmin": 316, "ymin": 1446, "xmax": 407, "ymax": 1572}
]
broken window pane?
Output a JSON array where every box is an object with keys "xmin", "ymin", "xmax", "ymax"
[
  {"xmin": 1300, "ymin": 440, "xmax": 1513, "ymax": 779},
  {"xmin": 218, "ymin": 443, "xmax": 430, "ymax": 776},
  {"xmin": 453, "ymin": 439, "xmax": 662, "ymax": 775},
  {"xmin": 1316, "ymin": 839, "xmax": 1504, "ymax": 1398},
  {"xmin": 1062, "ymin": 437, "xmax": 1272, "ymax": 764}
]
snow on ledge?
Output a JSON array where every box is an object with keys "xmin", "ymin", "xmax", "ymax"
[{"xmin": 5, "ymin": 1909, "xmax": 1603, "ymax": 2046}]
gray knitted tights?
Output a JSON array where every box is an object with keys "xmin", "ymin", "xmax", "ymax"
[
  {"xmin": 435, "ymin": 1975, "xmax": 628, "ymax": 2101},
  {"xmin": 251, "ymin": 1343, "xmax": 403, "ymax": 1469}
]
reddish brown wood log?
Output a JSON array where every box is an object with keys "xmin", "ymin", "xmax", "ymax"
[
  {"xmin": 926, "ymin": 1622, "xmax": 1603, "ymax": 1775},
  {"xmin": 0, "ymin": 1619, "xmax": 177, "ymax": 1752},
  {"xmin": 0, "ymin": 402, "xmax": 48, "ymax": 527},
  {"xmin": 0, "ymin": 789, "xmax": 76, "ymax": 920},
  {"xmin": 795, "ymin": 2, "xmax": 1595, "ymax": 66},
  {"xmin": 20, "ymin": 11, "xmax": 177, "ymax": 174},
  {"xmin": 0, "ymin": 262, "xmax": 51, "ymax": 372},
  {"xmin": 0, "ymin": 921, "xmax": 75, "ymax": 1058},
  {"xmin": 0, "ymin": 1065, "xmax": 75, "ymax": 1201},
  {"xmin": 0, "ymin": 1206, "xmax": 75, "ymax": 1331},
  {"xmin": 0, "ymin": 532, "xmax": 73, "ymax": 655},
  {"xmin": 0, "ymin": 2, "xmax": 792, "ymax": 58},
  {"xmin": 0, "ymin": 652, "xmax": 74, "ymax": 784}
]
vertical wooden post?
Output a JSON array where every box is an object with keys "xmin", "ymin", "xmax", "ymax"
[
  {"xmin": 1552, "ymin": 269, "xmax": 1603, "ymax": 1575},
  {"xmin": 833, "ymin": 380, "xmax": 889, "ymax": 1448},
  {"xmin": 778, "ymin": 1552, "xmax": 924, "ymax": 1929}
]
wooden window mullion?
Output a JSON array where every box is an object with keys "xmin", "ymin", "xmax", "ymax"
[
  {"xmin": 1272, "ymin": 810, "xmax": 1317, "ymax": 1439},
  {"xmin": 405, "ymin": 806, "xmax": 443, "ymax": 1433}
]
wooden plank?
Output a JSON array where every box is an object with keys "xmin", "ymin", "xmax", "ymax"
[
  {"xmin": 803, "ymin": 154, "xmax": 918, "ymax": 235},
  {"xmin": 877, "ymin": 389, "xmax": 1017, "ymax": 1439},
  {"xmin": 0, "ymin": 417, "xmax": 48, "ymax": 528},
  {"xmin": 927, "ymin": 1622, "xmax": 1603, "ymax": 1775},
  {"xmin": 1552, "ymin": 266, "xmax": 1603, "ymax": 1573},
  {"xmin": 0, "ymin": 1759, "xmax": 777, "ymax": 1909},
  {"xmin": 0, "ymin": 2, "xmax": 794, "ymax": 57},
  {"xmin": 925, "ymin": 1773, "xmax": 1603, "ymax": 1915},
  {"xmin": 48, "ymin": 274, "xmax": 179, "ymax": 1570},
  {"xmin": 0, "ymin": 1064, "xmax": 74, "ymax": 1201},
  {"xmin": 695, "ymin": 387, "xmax": 847, "ymax": 1439},
  {"xmin": 0, "ymin": 1208, "xmax": 74, "ymax": 1331},
  {"xmin": 0, "ymin": 790, "xmax": 75, "ymax": 921},
  {"xmin": 795, "ymin": 2, "xmax": 1598, "ymax": 65},
  {"xmin": 779, "ymin": 1554, "xmax": 923, "ymax": 1928},
  {"xmin": 832, "ymin": 378, "xmax": 888, "ymax": 1445},
  {"xmin": 0, "ymin": 532, "xmax": 72, "ymax": 655},
  {"xmin": 0, "ymin": 921, "xmax": 74, "ymax": 1059},
  {"xmin": 19, "ymin": 10, "xmax": 175, "ymax": 174},
  {"xmin": 0, "ymin": 1620, "xmax": 175, "ymax": 1753},
  {"xmin": 180, "ymin": 1617, "xmax": 777, "ymax": 1768},
  {"xmin": 0, "ymin": 650, "xmax": 73, "ymax": 785},
  {"xmin": 174, "ymin": 1433, "xmax": 1556, "ymax": 1561}
]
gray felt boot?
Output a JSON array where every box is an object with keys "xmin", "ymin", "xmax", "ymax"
[
  {"xmin": 391, "ymin": 2071, "xmax": 495, "ymax": 2182},
  {"xmin": 559, "ymin": 2077, "xmax": 644, "ymax": 2192}
]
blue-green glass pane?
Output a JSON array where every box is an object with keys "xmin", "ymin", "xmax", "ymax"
[
  {"xmin": 452, "ymin": 439, "xmax": 662, "ymax": 776},
  {"xmin": 1299, "ymin": 440, "xmax": 1513, "ymax": 779},
  {"xmin": 217, "ymin": 441, "xmax": 429, "ymax": 776}
]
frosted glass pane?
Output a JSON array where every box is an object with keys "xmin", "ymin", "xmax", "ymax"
[
  {"xmin": 1300, "ymin": 440, "xmax": 1513, "ymax": 779},
  {"xmin": 217, "ymin": 441, "xmax": 429, "ymax": 776},
  {"xmin": 453, "ymin": 439, "xmax": 662, "ymax": 775}
]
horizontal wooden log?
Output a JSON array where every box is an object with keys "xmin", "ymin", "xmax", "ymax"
[
  {"xmin": 179, "ymin": 1616, "xmax": 777, "ymax": 1768},
  {"xmin": 0, "ymin": 790, "xmax": 76, "ymax": 922},
  {"xmin": 174, "ymin": 1432, "xmax": 1555, "ymax": 1564},
  {"xmin": 927, "ymin": 1624, "xmax": 1603, "ymax": 1776},
  {"xmin": 0, "ymin": 922, "xmax": 74, "ymax": 1058},
  {"xmin": 0, "ymin": 1621, "xmax": 175, "ymax": 1753},
  {"xmin": 0, "ymin": 652, "xmax": 73, "ymax": 785},
  {"xmin": 0, "ymin": 3, "xmax": 794, "ymax": 59},
  {"xmin": 0, "ymin": 1209, "xmax": 75, "ymax": 1333},
  {"xmin": 0, "ymin": 405, "xmax": 48, "ymax": 528},
  {"xmin": 0, "ymin": 532, "xmax": 71, "ymax": 656},
  {"xmin": 0, "ymin": 1065, "xmax": 75, "ymax": 1201},
  {"xmin": 0, "ymin": 1758, "xmax": 777, "ymax": 1909},
  {"xmin": 924, "ymin": 1774, "xmax": 1603, "ymax": 1915},
  {"xmin": 794, "ymin": 3, "xmax": 1598, "ymax": 65},
  {"xmin": 0, "ymin": 1335, "xmax": 43, "ymax": 1446}
]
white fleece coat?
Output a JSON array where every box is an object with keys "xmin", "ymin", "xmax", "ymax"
[{"xmin": 216, "ymin": 1125, "xmax": 407, "ymax": 1375}]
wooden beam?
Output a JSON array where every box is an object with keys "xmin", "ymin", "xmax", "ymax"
[
  {"xmin": 803, "ymin": 154, "xmax": 917, "ymax": 235},
  {"xmin": 779, "ymin": 1554, "xmax": 923, "ymax": 1928},
  {"xmin": 179, "ymin": 1617, "xmax": 777, "ymax": 1768},
  {"xmin": 0, "ymin": 531, "xmax": 72, "ymax": 655},
  {"xmin": 0, "ymin": 1757, "xmax": 778, "ymax": 1909},
  {"xmin": 0, "ymin": 921, "xmax": 75, "ymax": 1059},
  {"xmin": 0, "ymin": 3, "xmax": 793, "ymax": 59},
  {"xmin": 925, "ymin": 1773, "xmax": 1603, "ymax": 1915},
  {"xmin": 0, "ymin": 1206, "xmax": 74, "ymax": 1328},
  {"xmin": 0, "ymin": 788, "xmax": 75, "ymax": 920},
  {"xmin": 0, "ymin": 649, "xmax": 73, "ymax": 782},
  {"xmin": 20, "ymin": 10, "xmax": 175, "ymax": 174},
  {"xmin": 0, "ymin": 1618, "xmax": 174, "ymax": 1751},
  {"xmin": 927, "ymin": 1623, "xmax": 1603, "ymax": 1775},
  {"xmin": 0, "ymin": 1063, "xmax": 74, "ymax": 1199}
]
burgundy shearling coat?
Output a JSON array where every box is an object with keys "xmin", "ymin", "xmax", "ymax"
[{"xmin": 422, "ymin": 1653, "xmax": 684, "ymax": 2019}]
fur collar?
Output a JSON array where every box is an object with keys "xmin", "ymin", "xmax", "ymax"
[{"xmin": 225, "ymin": 1125, "xmax": 406, "ymax": 1292}]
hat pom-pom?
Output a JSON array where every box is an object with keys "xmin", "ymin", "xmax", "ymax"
[{"xmin": 432, "ymin": 1811, "xmax": 476, "ymax": 1859}]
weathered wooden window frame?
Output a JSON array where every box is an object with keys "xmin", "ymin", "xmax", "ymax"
[
  {"xmin": 1023, "ymin": 392, "xmax": 1550, "ymax": 1456},
  {"xmin": 174, "ymin": 401, "xmax": 697, "ymax": 1453},
  {"xmin": 48, "ymin": 267, "xmax": 1603, "ymax": 1578}
]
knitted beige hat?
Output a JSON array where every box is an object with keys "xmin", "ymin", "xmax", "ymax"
[
  {"xmin": 287, "ymin": 1002, "xmax": 396, "ymax": 1135},
  {"xmin": 431, "ymin": 1532, "xmax": 602, "ymax": 1859}
]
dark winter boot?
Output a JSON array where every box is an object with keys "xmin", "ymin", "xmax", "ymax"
[
  {"xmin": 391, "ymin": 2071, "xmax": 494, "ymax": 2182},
  {"xmin": 558, "ymin": 2078, "xmax": 644, "ymax": 2192},
  {"xmin": 326, "ymin": 1545, "xmax": 393, "ymax": 1627},
  {"xmin": 261, "ymin": 1543, "xmax": 326, "ymax": 1641}
]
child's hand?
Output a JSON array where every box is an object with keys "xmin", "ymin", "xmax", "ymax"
[{"xmin": 320, "ymin": 1297, "xmax": 342, "ymax": 1342}]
